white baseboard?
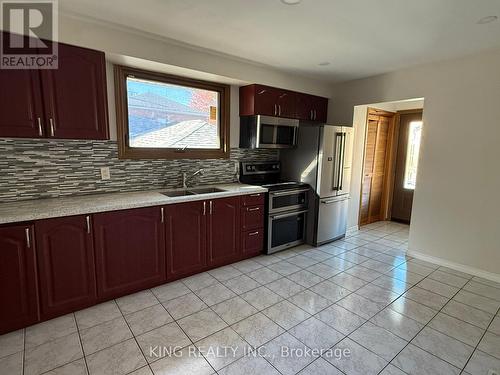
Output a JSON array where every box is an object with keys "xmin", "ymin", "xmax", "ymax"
[{"xmin": 407, "ymin": 249, "xmax": 500, "ymax": 284}]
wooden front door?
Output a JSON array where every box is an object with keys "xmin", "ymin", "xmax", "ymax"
[
  {"xmin": 392, "ymin": 111, "xmax": 423, "ymax": 223},
  {"xmin": 359, "ymin": 111, "xmax": 394, "ymax": 225}
]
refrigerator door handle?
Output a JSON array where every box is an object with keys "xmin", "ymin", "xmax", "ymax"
[
  {"xmin": 339, "ymin": 133, "xmax": 346, "ymax": 190},
  {"xmin": 332, "ymin": 132, "xmax": 343, "ymax": 191}
]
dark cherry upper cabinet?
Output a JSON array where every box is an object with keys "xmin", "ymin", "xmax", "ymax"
[
  {"xmin": 207, "ymin": 197, "xmax": 241, "ymax": 267},
  {"xmin": 240, "ymin": 84, "xmax": 297, "ymax": 118},
  {"xmin": 296, "ymin": 94, "xmax": 328, "ymax": 123},
  {"xmin": 239, "ymin": 84, "xmax": 328, "ymax": 122},
  {"xmin": 35, "ymin": 215, "xmax": 97, "ymax": 320},
  {"xmin": 93, "ymin": 207, "xmax": 166, "ymax": 300},
  {"xmin": 40, "ymin": 42, "xmax": 109, "ymax": 139},
  {"xmin": 0, "ymin": 32, "xmax": 109, "ymax": 140},
  {"xmin": 164, "ymin": 201, "xmax": 207, "ymax": 280},
  {"xmin": 0, "ymin": 69, "xmax": 45, "ymax": 138},
  {"xmin": 0, "ymin": 224, "xmax": 39, "ymax": 334}
]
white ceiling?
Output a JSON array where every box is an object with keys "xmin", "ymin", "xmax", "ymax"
[{"xmin": 59, "ymin": 0, "xmax": 500, "ymax": 83}]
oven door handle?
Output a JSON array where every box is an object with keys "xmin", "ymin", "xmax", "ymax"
[
  {"xmin": 269, "ymin": 188, "xmax": 310, "ymax": 197},
  {"xmin": 270, "ymin": 209, "xmax": 309, "ymax": 220}
]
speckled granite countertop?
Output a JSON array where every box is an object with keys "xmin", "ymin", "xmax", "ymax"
[{"xmin": 0, "ymin": 183, "xmax": 267, "ymax": 224}]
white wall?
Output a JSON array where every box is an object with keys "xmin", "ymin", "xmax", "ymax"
[
  {"xmin": 59, "ymin": 14, "xmax": 334, "ymax": 146},
  {"xmin": 331, "ymin": 48, "xmax": 500, "ymax": 278}
]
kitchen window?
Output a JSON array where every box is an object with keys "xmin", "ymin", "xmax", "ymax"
[{"xmin": 114, "ymin": 66, "xmax": 230, "ymax": 159}]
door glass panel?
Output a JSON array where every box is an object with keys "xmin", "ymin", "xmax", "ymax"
[
  {"xmin": 271, "ymin": 213, "xmax": 305, "ymax": 248},
  {"xmin": 404, "ymin": 121, "xmax": 423, "ymax": 190},
  {"xmin": 260, "ymin": 125, "xmax": 274, "ymax": 144},
  {"xmin": 276, "ymin": 126, "xmax": 294, "ymax": 145}
]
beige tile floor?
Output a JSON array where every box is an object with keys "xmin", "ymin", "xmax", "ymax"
[{"xmin": 1, "ymin": 221, "xmax": 499, "ymax": 375}]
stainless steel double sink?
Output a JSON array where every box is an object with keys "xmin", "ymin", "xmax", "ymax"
[{"xmin": 161, "ymin": 187, "xmax": 226, "ymax": 197}]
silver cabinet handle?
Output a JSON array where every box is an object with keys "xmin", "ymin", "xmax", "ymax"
[
  {"xmin": 86, "ymin": 216, "xmax": 91, "ymax": 234},
  {"xmin": 248, "ymin": 231, "xmax": 259, "ymax": 236},
  {"xmin": 209, "ymin": 201, "xmax": 213, "ymax": 215},
  {"xmin": 203, "ymin": 201, "xmax": 206, "ymax": 215},
  {"xmin": 278, "ymin": 105, "xmax": 281, "ymax": 116},
  {"xmin": 249, "ymin": 193, "xmax": 261, "ymax": 197},
  {"xmin": 25, "ymin": 227, "xmax": 31, "ymax": 248},
  {"xmin": 49, "ymin": 118, "xmax": 55, "ymax": 137},
  {"xmin": 274, "ymin": 104, "xmax": 278, "ymax": 116},
  {"xmin": 160, "ymin": 207, "xmax": 164, "ymax": 223},
  {"xmin": 310, "ymin": 110, "xmax": 313, "ymax": 120},
  {"xmin": 247, "ymin": 207, "xmax": 260, "ymax": 212},
  {"xmin": 37, "ymin": 118, "xmax": 43, "ymax": 136}
]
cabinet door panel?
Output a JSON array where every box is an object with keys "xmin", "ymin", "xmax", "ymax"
[
  {"xmin": 277, "ymin": 90, "xmax": 297, "ymax": 119},
  {"xmin": 40, "ymin": 42, "xmax": 109, "ymax": 139},
  {"xmin": 241, "ymin": 229, "xmax": 263, "ymax": 257},
  {"xmin": 0, "ymin": 225, "xmax": 39, "ymax": 334},
  {"xmin": 207, "ymin": 197, "xmax": 240, "ymax": 267},
  {"xmin": 253, "ymin": 85, "xmax": 280, "ymax": 116},
  {"xmin": 165, "ymin": 202, "xmax": 206, "ymax": 280},
  {"xmin": 241, "ymin": 205, "xmax": 264, "ymax": 231},
  {"xmin": 242, "ymin": 193, "xmax": 265, "ymax": 207},
  {"xmin": 94, "ymin": 207, "xmax": 165, "ymax": 299},
  {"xmin": 0, "ymin": 69, "xmax": 44, "ymax": 138},
  {"xmin": 35, "ymin": 215, "xmax": 96, "ymax": 319},
  {"xmin": 295, "ymin": 94, "xmax": 314, "ymax": 121},
  {"xmin": 296, "ymin": 94, "xmax": 328, "ymax": 122},
  {"xmin": 313, "ymin": 96, "xmax": 329, "ymax": 123}
]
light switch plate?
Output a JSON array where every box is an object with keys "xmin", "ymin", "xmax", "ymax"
[{"xmin": 100, "ymin": 167, "xmax": 111, "ymax": 180}]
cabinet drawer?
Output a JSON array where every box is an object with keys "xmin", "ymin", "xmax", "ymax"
[
  {"xmin": 242, "ymin": 229, "xmax": 264, "ymax": 255},
  {"xmin": 242, "ymin": 193, "xmax": 265, "ymax": 207},
  {"xmin": 241, "ymin": 205, "xmax": 264, "ymax": 230}
]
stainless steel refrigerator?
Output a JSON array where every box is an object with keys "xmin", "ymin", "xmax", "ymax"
[{"xmin": 280, "ymin": 124, "xmax": 354, "ymax": 245}]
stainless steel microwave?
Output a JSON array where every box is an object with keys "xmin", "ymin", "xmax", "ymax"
[{"xmin": 240, "ymin": 115, "xmax": 299, "ymax": 149}]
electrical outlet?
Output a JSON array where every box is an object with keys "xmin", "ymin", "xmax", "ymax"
[
  {"xmin": 488, "ymin": 370, "xmax": 499, "ymax": 375},
  {"xmin": 100, "ymin": 167, "xmax": 111, "ymax": 180}
]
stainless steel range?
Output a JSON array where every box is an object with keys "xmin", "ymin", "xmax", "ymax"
[{"xmin": 240, "ymin": 161, "xmax": 310, "ymax": 254}]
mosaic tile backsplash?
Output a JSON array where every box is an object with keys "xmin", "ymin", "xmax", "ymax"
[{"xmin": 0, "ymin": 139, "xmax": 278, "ymax": 203}]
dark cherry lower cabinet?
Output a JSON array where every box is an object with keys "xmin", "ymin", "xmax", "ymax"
[
  {"xmin": 35, "ymin": 215, "xmax": 97, "ymax": 320},
  {"xmin": 207, "ymin": 197, "xmax": 241, "ymax": 267},
  {"xmin": 0, "ymin": 193, "xmax": 264, "ymax": 333},
  {"xmin": 164, "ymin": 201, "xmax": 207, "ymax": 280},
  {"xmin": 93, "ymin": 207, "xmax": 166, "ymax": 300},
  {"xmin": 0, "ymin": 225, "xmax": 39, "ymax": 334}
]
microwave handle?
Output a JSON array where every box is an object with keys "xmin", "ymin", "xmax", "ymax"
[{"xmin": 270, "ymin": 209, "xmax": 309, "ymax": 220}]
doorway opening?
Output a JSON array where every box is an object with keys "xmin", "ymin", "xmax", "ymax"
[{"xmin": 357, "ymin": 100, "xmax": 424, "ymax": 227}]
